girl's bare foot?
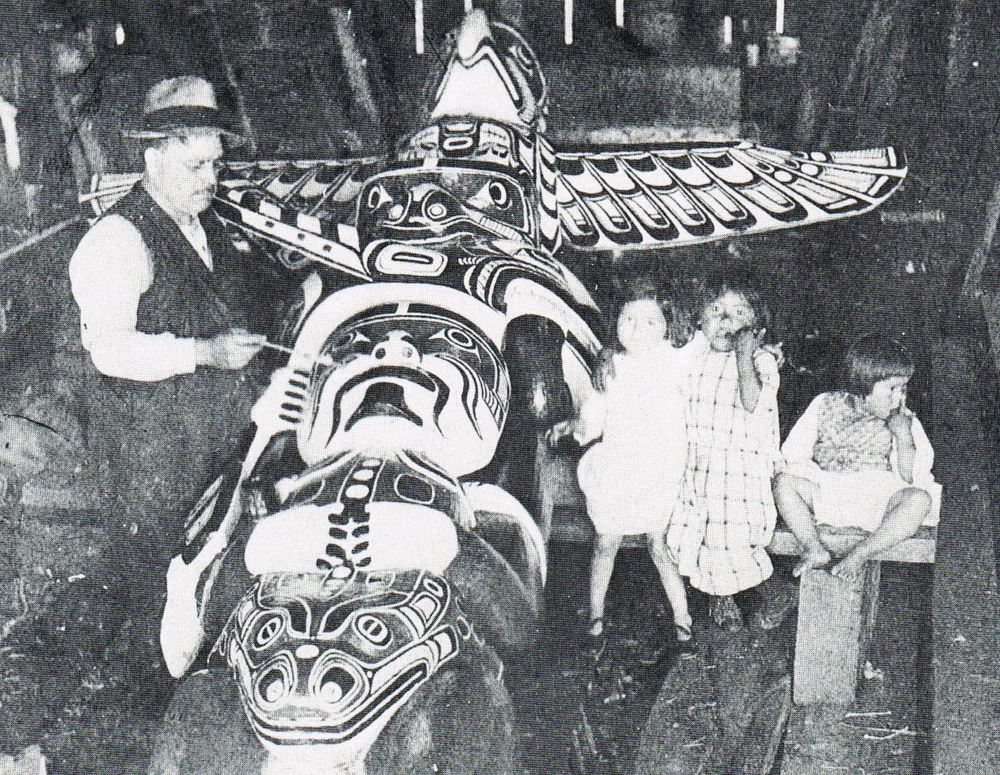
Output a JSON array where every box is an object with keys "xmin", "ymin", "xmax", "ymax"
[
  {"xmin": 830, "ymin": 553, "xmax": 865, "ymax": 579},
  {"xmin": 793, "ymin": 545, "xmax": 831, "ymax": 577}
]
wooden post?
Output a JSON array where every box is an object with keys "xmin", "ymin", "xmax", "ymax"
[
  {"xmin": 328, "ymin": 6, "xmax": 386, "ymax": 152},
  {"xmin": 791, "ymin": 562, "xmax": 881, "ymax": 705},
  {"xmin": 962, "ymin": 176, "xmax": 1000, "ymax": 297},
  {"xmin": 202, "ymin": 0, "xmax": 258, "ymax": 155}
]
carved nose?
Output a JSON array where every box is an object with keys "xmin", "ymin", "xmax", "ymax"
[{"xmin": 372, "ymin": 334, "xmax": 420, "ymax": 363}]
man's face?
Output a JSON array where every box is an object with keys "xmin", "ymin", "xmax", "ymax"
[{"xmin": 146, "ymin": 131, "xmax": 223, "ymax": 219}]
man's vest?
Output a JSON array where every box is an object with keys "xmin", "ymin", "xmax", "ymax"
[
  {"xmin": 109, "ymin": 184, "xmax": 256, "ymax": 342},
  {"xmin": 93, "ymin": 186, "xmax": 265, "ymax": 493}
]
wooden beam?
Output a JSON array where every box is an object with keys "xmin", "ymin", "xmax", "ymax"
[
  {"xmin": 328, "ymin": 5, "xmax": 386, "ymax": 152},
  {"xmin": 962, "ymin": 176, "xmax": 1000, "ymax": 297},
  {"xmin": 929, "ymin": 338, "xmax": 1000, "ymax": 775},
  {"xmin": 767, "ymin": 526, "xmax": 936, "ymax": 564}
]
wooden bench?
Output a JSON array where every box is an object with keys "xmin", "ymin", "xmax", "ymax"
[
  {"xmin": 768, "ymin": 524, "xmax": 935, "ymax": 705},
  {"xmin": 533, "ymin": 435, "xmax": 938, "ymax": 705}
]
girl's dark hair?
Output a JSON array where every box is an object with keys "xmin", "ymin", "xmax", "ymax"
[
  {"xmin": 841, "ymin": 334, "xmax": 914, "ymax": 396},
  {"xmin": 696, "ymin": 262, "xmax": 773, "ymax": 333},
  {"xmin": 606, "ymin": 276, "xmax": 694, "ymax": 349}
]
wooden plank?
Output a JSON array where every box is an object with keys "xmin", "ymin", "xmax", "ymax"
[
  {"xmin": 792, "ymin": 562, "xmax": 880, "ymax": 705},
  {"xmin": 768, "ymin": 526, "xmax": 936, "ymax": 564},
  {"xmin": 0, "ymin": 745, "xmax": 46, "ymax": 775}
]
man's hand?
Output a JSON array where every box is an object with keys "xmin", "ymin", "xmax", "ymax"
[
  {"xmin": 758, "ymin": 341, "xmax": 785, "ymax": 370},
  {"xmin": 196, "ymin": 328, "xmax": 266, "ymax": 369}
]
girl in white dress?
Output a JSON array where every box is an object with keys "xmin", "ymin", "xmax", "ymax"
[
  {"xmin": 773, "ymin": 335, "xmax": 940, "ymax": 579},
  {"xmin": 548, "ymin": 294, "xmax": 693, "ymax": 653}
]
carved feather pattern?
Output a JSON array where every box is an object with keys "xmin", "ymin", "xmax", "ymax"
[{"xmin": 552, "ymin": 142, "xmax": 906, "ymax": 250}]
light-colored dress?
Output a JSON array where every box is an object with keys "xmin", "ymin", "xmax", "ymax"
[
  {"xmin": 666, "ymin": 332, "xmax": 781, "ymax": 596},
  {"xmin": 779, "ymin": 391, "xmax": 941, "ymax": 531},
  {"xmin": 573, "ymin": 340, "xmax": 688, "ymax": 536}
]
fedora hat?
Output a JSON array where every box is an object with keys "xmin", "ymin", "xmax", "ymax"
[{"xmin": 122, "ymin": 75, "xmax": 244, "ymax": 144}]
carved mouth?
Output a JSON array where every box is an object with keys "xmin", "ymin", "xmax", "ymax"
[
  {"xmin": 329, "ymin": 366, "xmax": 450, "ymax": 443},
  {"xmin": 346, "ymin": 382, "xmax": 423, "ymax": 430}
]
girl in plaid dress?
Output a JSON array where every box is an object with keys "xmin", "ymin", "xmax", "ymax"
[{"xmin": 666, "ymin": 268, "xmax": 783, "ymax": 631}]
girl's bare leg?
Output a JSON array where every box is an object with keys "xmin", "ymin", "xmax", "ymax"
[
  {"xmin": 589, "ymin": 533, "xmax": 623, "ymax": 635},
  {"xmin": 772, "ymin": 472, "xmax": 832, "ymax": 576},
  {"xmin": 831, "ymin": 488, "xmax": 932, "ymax": 579},
  {"xmin": 646, "ymin": 531, "xmax": 692, "ymax": 636}
]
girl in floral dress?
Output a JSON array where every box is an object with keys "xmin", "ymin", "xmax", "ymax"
[
  {"xmin": 773, "ymin": 334, "xmax": 939, "ymax": 579},
  {"xmin": 666, "ymin": 266, "xmax": 783, "ymax": 631}
]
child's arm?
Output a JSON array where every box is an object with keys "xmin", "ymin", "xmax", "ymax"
[
  {"xmin": 547, "ymin": 390, "xmax": 608, "ymax": 447},
  {"xmin": 886, "ymin": 408, "xmax": 917, "ymax": 483},
  {"xmin": 733, "ymin": 327, "xmax": 777, "ymax": 413}
]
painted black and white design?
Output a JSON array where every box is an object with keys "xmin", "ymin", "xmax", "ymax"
[{"xmin": 85, "ymin": 9, "xmax": 906, "ymax": 775}]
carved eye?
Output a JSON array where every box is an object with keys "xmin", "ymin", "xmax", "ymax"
[
  {"xmin": 471, "ymin": 181, "xmax": 510, "ymax": 209},
  {"xmin": 446, "ymin": 328, "xmax": 475, "ymax": 349},
  {"xmin": 367, "ymin": 184, "xmax": 391, "ymax": 210},
  {"xmin": 510, "ymin": 43, "xmax": 534, "ymax": 70},
  {"xmin": 331, "ymin": 330, "xmax": 371, "ymax": 351},
  {"xmin": 489, "ymin": 181, "xmax": 510, "ymax": 207},
  {"xmin": 354, "ymin": 614, "xmax": 392, "ymax": 647},
  {"xmin": 431, "ymin": 327, "xmax": 476, "ymax": 351},
  {"xmin": 252, "ymin": 614, "xmax": 284, "ymax": 650},
  {"xmin": 255, "ymin": 664, "xmax": 291, "ymax": 706},
  {"xmin": 426, "ymin": 201, "xmax": 448, "ymax": 220},
  {"xmin": 316, "ymin": 665, "xmax": 354, "ymax": 703}
]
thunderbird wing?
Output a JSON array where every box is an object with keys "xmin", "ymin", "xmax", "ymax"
[
  {"xmin": 552, "ymin": 141, "xmax": 907, "ymax": 251},
  {"xmin": 85, "ymin": 158, "xmax": 384, "ymax": 279}
]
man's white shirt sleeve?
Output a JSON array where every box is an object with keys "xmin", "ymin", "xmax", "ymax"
[{"xmin": 69, "ymin": 214, "xmax": 199, "ymax": 382}]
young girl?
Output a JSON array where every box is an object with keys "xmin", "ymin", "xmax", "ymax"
[
  {"xmin": 548, "ymin": 290, "xmax": 694, "ymax": 652},
  {"xmin": 666, "ymin": 266, "xmax": 783, "ymax": 632},
  {"xmin": 773, "ymin": 334, "xmax": 940, "ymax": 579}
]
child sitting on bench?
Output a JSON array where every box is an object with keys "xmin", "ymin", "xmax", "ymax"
[{"xmin": 773, "ymin": 334, "xmax": 941, "ymax": 579}]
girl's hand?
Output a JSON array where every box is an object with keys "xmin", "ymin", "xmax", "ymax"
[
  {"xmin": 757, "ymin": 341, "xmax": 785, "ymax": 369},
  {"xmin": 886, "ymin": 407, "xmax": 914, "ymax": 438},
  {"xmin": 733, "ymin": 326, "xmax": 766, "ymax": 359},
  {"xmin": 546, "ymin": 419, "xmax": 575, "ymax": 448},
  {"xmin": 592, "ymin": 347, "xmax": 616, "ymax": 391}
]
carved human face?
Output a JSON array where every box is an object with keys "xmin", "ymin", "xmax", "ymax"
[
  {"xmin": 299, "ymin": 305, "xmax": 509, "ymax": 475},
  {"xmin": 358, "ymin": 166, "xmax": 530, "ymax": 245},
  {"xmin": 145, "ymin": 131, "xmax": 223, "ymax": 219}
]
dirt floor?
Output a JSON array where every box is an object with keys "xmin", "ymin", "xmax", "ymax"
[{"xmin": 505, "ymin": 543, "xmax": 932, "ymax": 775}]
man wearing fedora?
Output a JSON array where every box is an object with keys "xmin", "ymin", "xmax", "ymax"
[
  {"xmin": 0, "ymin": 76, "xmax": 295, "ymax": 770},
  {"xmin": 63, "ymin": 76, "xmax": 285, "ymax": 691}
]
